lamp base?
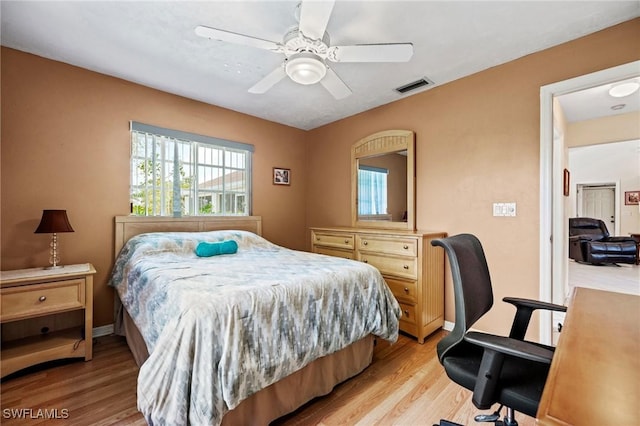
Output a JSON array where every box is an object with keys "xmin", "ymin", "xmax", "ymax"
[{"xmin": 44, "ymin": 265, "xmax": 65, "ymax": 270}]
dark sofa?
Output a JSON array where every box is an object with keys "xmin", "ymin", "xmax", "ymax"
[{"xmin": 568, "ymin": 217, "xmax": 637, "ymax": 265}]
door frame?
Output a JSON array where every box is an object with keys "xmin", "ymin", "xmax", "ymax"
[{"xmin": 539, "ymin": 60, "xmax": 639, "ymax": 345}]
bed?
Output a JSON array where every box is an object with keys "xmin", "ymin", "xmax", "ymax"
[{"xmin": 109, "ymin": 215, "xmax": 400, "ymax": 425}]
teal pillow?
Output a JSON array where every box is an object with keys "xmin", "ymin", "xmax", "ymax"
[{"xmin": 195, "ymin": 240, "xmax": 238, "ymax": 257}]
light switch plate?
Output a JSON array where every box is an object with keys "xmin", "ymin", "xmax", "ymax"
[{"xmin": 493, "ymin": 202, "xmax": 517, "ymax": 217}]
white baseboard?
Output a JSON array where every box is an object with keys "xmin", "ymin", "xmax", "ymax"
[{"xmin": 93, "ymin": 324, "xmax": 114, "ymax": 338}]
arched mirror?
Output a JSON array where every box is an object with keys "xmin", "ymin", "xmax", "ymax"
[{"xmin": 351, "ymin": 129, "xmax": 415, "ymax": 230}]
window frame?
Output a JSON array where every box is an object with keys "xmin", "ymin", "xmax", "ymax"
[{"xmin": 130, "ymin": 121, "xmax": 253, "ymax": 217}]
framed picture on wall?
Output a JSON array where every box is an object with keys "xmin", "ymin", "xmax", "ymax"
[
  {"xmin": 273, "ymin": 167, "xmax": 290, "ymax": 185},
  {"xmin": 624, "ymin": 190, "xmax": 639, "ymax": 205}
]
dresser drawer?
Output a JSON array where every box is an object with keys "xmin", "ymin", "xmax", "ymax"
[
  {"xmin": 385, "ymin": 277, "xmax": 417, "ymax": 303},
  {"xmin": 357, "ymin": 235, "xmax": 417, "ymax": 257},
  {"xmin": 1, "ymin": 279, "xmax": 85, "ymax": 322},
  {"xmin": 314, "ymin": 246, "xmax": 355, "ymax": 260},
  {"xmin": 398, "ymin": 302, "xmax": 417, "ymax": 325},
  {"xmin": 312, "ymin": 231, "xmax": 355, "ymax": 250},
  {"xmin": 360, "ymin": 253, "xmax": 417, "ymax": 279}
]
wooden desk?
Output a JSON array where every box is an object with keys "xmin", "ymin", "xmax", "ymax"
[{"xmin": 536, "ymin": 287, "xmax": 640, "ymax": 425}]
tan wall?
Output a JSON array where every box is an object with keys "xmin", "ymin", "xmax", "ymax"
[
  {"xmin": 306, "ymin": 18, "xmax": 640, "ymax": 337},
  {"xmin": 1, "ymin": 48, "xmax": 308, "ymax": 327},
  {"xmin": 2, "ymin": 18, "xmax": 638, "ymax": 336},
  {"xmin": 567, "ymin": 111, "xmax": 640, "ymax": 147}
]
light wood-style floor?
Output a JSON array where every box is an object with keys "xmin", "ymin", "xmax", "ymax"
[
  {"xmin": 569, "ymin": 260, "xmax": 639, "ymax": 297},
  {"xmin": 0, "ymin": 332, "xmax": 537, "ymax": 426}
]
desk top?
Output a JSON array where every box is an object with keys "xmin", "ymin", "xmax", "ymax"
[{"xmin": 536, "ymin": 287, "xmax": 640, "ymax": 425}]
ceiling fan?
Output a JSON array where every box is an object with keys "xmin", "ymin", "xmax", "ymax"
[{"xmin": 195, "ymin": 0, "xmax": 413, "ymax": 99}]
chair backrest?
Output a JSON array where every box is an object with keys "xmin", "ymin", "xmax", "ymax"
[
  {"xmin": 431, "ymin": 234, "xmax": 494, "ymax": 361},
  {"xmin": 568, "ymin": 217, "xmax": 609, "ymax": 240}
]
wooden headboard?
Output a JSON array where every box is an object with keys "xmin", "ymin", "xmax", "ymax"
[{"xmin": 114, "ymin": 216, "xmax": 262, "ymax": 258}]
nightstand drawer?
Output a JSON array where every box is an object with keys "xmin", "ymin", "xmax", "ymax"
[
  {"xmin": 312, "ymin": 231, "xmax": 355, "ymax": 250},
  {"xmin": 1, "ymin": 279, "xmax": 85, "ymax": 322},
  {"xmin": 357, "ymin": 236, "xmax": 417, "ymax": 257},
  {"xmin": 359, "ymin": 253, "xmax": 417, "ymax": 279}
]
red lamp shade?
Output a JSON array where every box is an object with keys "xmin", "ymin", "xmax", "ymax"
[{"xmin": 34, "ymin": 210, "xmax": 75, "ymax": 234}]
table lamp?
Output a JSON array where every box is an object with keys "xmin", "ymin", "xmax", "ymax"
[{"xmin": 34, "ymin": 209, "xmax": 74, "ymax": 269}]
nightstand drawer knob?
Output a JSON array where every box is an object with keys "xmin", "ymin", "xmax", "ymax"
[
  {"xmin": 363, "ymin": 241, "xmax": 368, "ymax": 245},
  {"xmin": 403, "ymin": 245, "xmax": 409, "ymax": 249},
  {"xmin": 404, "ymin": 310, "xmax": 410, "ymax": 317},
  {"xmin": 404, "ymin": 287, "xmax": 410, "ymax": 293},
  {"xmin": 38, "ymin": 296, "xmax": 47, "ymax": 302},
  {"xmin": 344, "ymin": 239, "xmax": 349, "ymax": 244},
  {"xmin": 403, "ymin": 265, "xmax": 409, "ymax": 270}
]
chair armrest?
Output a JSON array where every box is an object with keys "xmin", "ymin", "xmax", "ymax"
[
  {"xmin": 503, "ymin": 297, "xmax": 566, "ymax": 340},
  {"xmin": 503, "ymin": 297, "xmax": 567, "ymax": 313},
  {"xmin": 605, "ymin": 236, "xmax": 637, "ymax": 243},
  {"xmin": 465, "ymin": 332, "xmax": 554, "ymax": 364},
  {"xmin": 464, "ymin": 331, "xmax": 554, "ymax": 409}
]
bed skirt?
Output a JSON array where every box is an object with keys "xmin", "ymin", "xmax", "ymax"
[{"xmin": 119, "ymin": 306, "xmax": 374, "ymax": 425}]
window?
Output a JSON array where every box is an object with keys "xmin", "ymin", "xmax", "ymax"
[
  {"xmin": 357, "ymin": 166, "xmax": 388, "ymax": 216},
  {"xmin": 130, "ymin": 122, "xmax": 253, "ymax": 216}
]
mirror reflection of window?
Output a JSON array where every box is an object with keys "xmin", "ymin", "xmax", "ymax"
[{"xmin": 358, "ymin": 166, "xmax": 388, "ymax": 216}]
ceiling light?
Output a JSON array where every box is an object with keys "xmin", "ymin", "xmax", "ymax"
[
  {"xmin": 285, "ymin": 53, "xmax": 327, "ymax": 85},
  {"xmin": 608, "ymin": 82, "xmax": 640, "ymax": 98}
]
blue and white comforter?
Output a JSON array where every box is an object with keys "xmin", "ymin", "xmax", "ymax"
[{"xmin": 109, "ymin": 230, "xmax": 400, "ymax": 425}]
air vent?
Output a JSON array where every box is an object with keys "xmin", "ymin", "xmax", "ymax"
[{"xmin": 395, "ymin": 77, "xmax": 434, "ymax": 94}]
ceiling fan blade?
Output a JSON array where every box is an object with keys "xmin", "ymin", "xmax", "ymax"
[
  {"xmin": 320, "ymin": 68, "xmax": 352, "ymax": 100},
  {"xmin": 248, "ymin": 66, "xmax": 287, "ymax": 94},
  {"xmin": 298, "ymin": 0, "xmax": 335, "ymax": 40},
  {"xmin": 195, "ymin": 25, "xmax": 281, "ymax": 52},
  {"xmin": 329, "ymin": 43, "xmax": 414, "ymax": 63}
]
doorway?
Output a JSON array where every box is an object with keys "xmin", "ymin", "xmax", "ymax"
[{"xmin": 539, "ymin": 60, "xmax": 640, "ymax": 345}]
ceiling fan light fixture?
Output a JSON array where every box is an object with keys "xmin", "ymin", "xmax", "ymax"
[
  {"xmin": 285, "ymin": 52, "xmax": 326, "ymax": 85},
  {"xmin": 608, "ymin": 81, "xmax": 640, "ymax": 98}
]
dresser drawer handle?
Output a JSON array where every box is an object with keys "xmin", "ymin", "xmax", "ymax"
[
  {"xmin": 363, "ymin": 260, "xmax": 368, "ymax": 263},
  {"xmin": 38, "ymin": 296, "xmax": 47, "ymax": 302},
  {"xmin": 404, "ymin": 287, "xmax": 409, "ymax": 293},
  {"xmin": 403, "ymin": 244, "xmax": 409, "ymax": 249},
  {"xmin": 363, "ymin": 241, "xmax": 368, "ymax": 245},
  {"xmin": 404, "ymin": 310, "xmax": 410, "ymax": 317},
  {"xmin": 403, "ymin": 265, "xmax": 409, "ymax": 270},
  {"xmin": 344, "ymin": 239, "xmax": 349, "ymax": 244},
  {"xmin": 316, "ymin": 237, "xmax": 321, "ymax": 241}
]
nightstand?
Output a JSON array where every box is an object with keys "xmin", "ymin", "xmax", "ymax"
[{"xmin": 0, "ymin": 263, "xmax": 96, "ymax": 378}]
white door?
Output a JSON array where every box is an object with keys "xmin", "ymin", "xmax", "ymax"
[{"xmin": 579, "ymin": 185, "xmax": 615, "ymax": 231}]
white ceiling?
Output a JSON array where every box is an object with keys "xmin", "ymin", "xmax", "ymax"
[
  {"xmin": 1, "ymin": 1, "xmax": 639, "ymax": 130},
  {"xmin": 557, "ymin": 76, "xmax": 640, "ymax": 123}
]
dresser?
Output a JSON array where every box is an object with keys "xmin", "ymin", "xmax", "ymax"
[
  {"xmin": 0, "ymin": 263, "xmax": 96, "ymax": 378},
  {"xmin": 311, "ymin": 227, "xmax": 445, "ymax": 343}
]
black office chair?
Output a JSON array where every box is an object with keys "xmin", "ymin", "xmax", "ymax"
[{"xmin": 431, "ymin": 234, "xmax": 566, "ymax": 426}]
